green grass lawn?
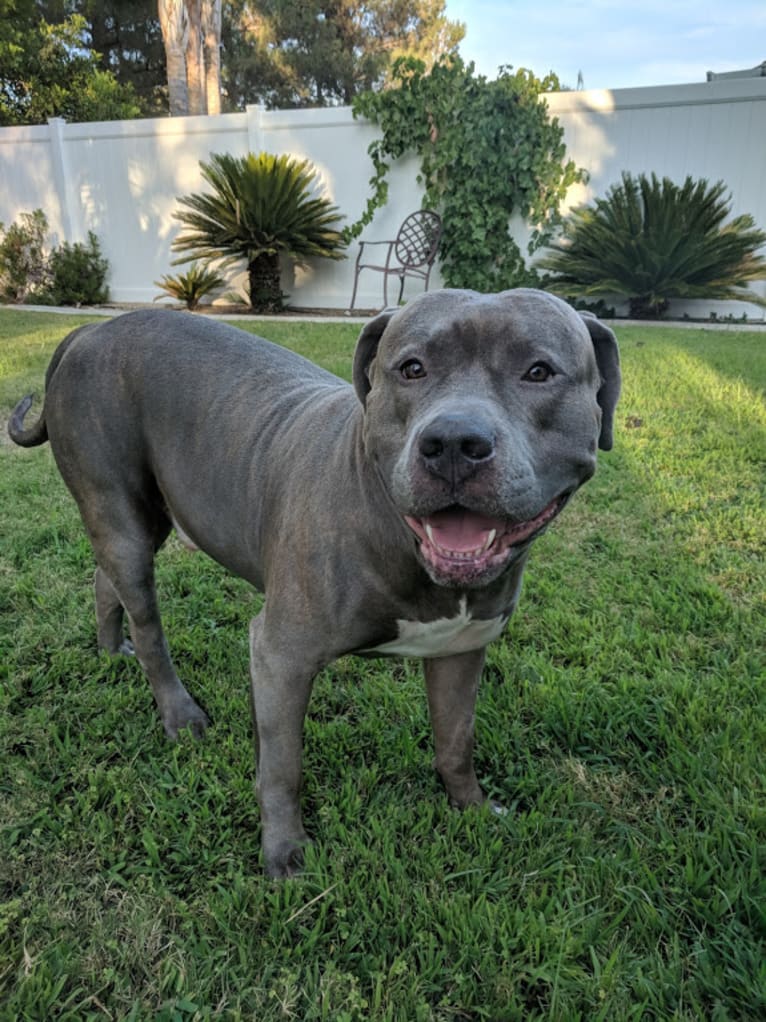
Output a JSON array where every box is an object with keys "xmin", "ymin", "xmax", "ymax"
[{"xmin": 1, "ymin": 309, "xmax": 764, "ymax": 1020}]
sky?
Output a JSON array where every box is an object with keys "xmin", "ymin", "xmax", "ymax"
[{"xmin": 444, "ymin": 1, "xmax": 764, "ymax": 91}]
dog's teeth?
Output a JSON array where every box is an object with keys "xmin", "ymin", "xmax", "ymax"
[
  {"xmin": 422, "ymin": 527, "xmax": 500, "ymax": 560},
  {"xmin": 422, "ymin": 524, "xmax": 498, "ymax": 561}
]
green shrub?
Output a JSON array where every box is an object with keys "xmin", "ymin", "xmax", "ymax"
[
  {"xmin": 154, "ymin": 262, "xmax": 227, "ymax": 310},
  {"xmin": 0, "ymin": 209, "xmax": 49, "ymax": 302},
  {"xmin": 42, "ymin": 231, "xmax": 110, "ymax": 306},
  {"xmin": 539, "ymin": 173, "xmax": 766, "ymax": 318}
]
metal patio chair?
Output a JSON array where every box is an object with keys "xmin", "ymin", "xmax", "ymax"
[{"xmin": 349, "ymin": 209, "xmax": 443, "ymax": 311}]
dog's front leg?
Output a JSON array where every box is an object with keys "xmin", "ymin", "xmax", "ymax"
[
  {"xmin": 249, "ymin": 614, "xmax": 318, "ymax": 878},
  {"xmin": 424, "ymin": 648, "xmax": 487, "ymax": 809}
]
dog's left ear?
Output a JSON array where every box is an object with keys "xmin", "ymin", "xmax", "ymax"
[
  {"xmin": 352, "ymin": 308, "xmax": 397, "ymax": 405},
  {"xmin": 579, "ymin": 312, "xmax": 621, "ymax": 451}
]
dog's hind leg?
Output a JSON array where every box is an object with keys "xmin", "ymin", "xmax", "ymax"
[
  {"xmin": 87, "ymin": 507, "xmax": 210, "ymax": 740},
  {"xmin": 95, "ymin": 567, "xmax": 133, "ymax": 656}
]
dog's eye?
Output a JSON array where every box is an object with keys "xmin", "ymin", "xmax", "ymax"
[
  {"xmin": 400, "ymin": 359, "xmax": 427, "ymax": 380},
  {"xmin": 523, "ymin": 361, "xmax": 554, "ymax": 383}
]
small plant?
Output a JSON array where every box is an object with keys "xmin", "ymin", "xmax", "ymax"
[
  {"xmin": 42, "ymin": 231, "xmax": 110, "ymax": 306},
  {"xmin": 0, "ymin": 209, "xmax": 49, "ymax": 302},
  {"xmin": 539, "ymin": 173, "xmax": 766, "ymax": 318},
  {"xmin": 171, "ymin": 151, "xmax": 347, "ymax": 314},
  {"xmin": 154, "ymin": 262, "xmax": 226, "ymax": 310}
]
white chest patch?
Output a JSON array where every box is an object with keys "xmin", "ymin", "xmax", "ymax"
[{"xmin": 368, "ymin": 597, "xmax": 507, "ymax": 658}]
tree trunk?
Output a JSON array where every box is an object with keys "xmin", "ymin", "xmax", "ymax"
[
  {"xmin": 629, "ymin": 295, "xmax": 669, "ymax": 319},
  {"xmin": 248, "ymin": 253, "xmax": 284, "ymax": 313},
  {"xmin": 185, "ymin": 0, "xmax": 205, "ymax": 114},
  {"xmin": 202, "ymin": 0, "xmax": 222, "ymax": 115},
  {"xmin": 158, "ymin": 0, "xmax": 189, "ymax": 116}
]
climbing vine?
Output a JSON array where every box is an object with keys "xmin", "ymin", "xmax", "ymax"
[{"xmin": 350, "ymin": 55, "xmax": 584, "ymax": 292}]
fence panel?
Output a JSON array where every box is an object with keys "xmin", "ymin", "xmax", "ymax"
[{"xmin": 0, "ymin": 78, "xmax": 764, "ymax": 316}]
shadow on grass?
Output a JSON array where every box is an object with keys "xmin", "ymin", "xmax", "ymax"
[{"xmin": 615, "ymin": 322, "xmax": 766, "ymax": 391}]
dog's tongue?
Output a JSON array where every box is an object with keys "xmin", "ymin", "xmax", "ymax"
[{"xmin": 422, "ymin": 508, "xmax": 504, "ymax": 551}]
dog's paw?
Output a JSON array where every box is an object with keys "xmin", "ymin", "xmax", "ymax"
[
  {"xmin": 98, "ymin": 636, "xmax": 135, "ymax": 657},
  {"xmin": 263, "ymin": 837, "xmax": 310, "ymax": 880},
  {"xmin": 162, "ymin": 699, "xmax": 211, "ymax": 741}
]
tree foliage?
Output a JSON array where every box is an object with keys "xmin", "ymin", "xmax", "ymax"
[
  {"xmin": 84, "ymin": 1, "xmax": 168, "ymax": 113},
  {"xmin": 30, "ymin": 1, "xmax": 463, "ymax": 116},
  {"xmin": 171, "ymin": 151, "xmax": 347, "ymax": 311},
  {"xmin": 222, "ymin": 0, "xmax": 464, "ymax": 109},
  {"xmin": 351, "ymin": 55, "xmax": 582, "ymax": 292},
  {"xmin": 538, "ymin": 172, "xmax": 766, "ymax": 318},
  {"xmin": 0, "ymin": 1, "xmax": 141, "ymax": 125},
  {"xmin": 36, "ymin": 1, "xmax": 168, "ymax": 115}
]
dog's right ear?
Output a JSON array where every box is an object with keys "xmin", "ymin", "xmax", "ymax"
[
  {"xmin": 352, "ymin": 308, "xmax": 397, "ymax": 405},
  {"xmin": 579, "ymin": 311, "xmax": 621, "ymax": 451}
]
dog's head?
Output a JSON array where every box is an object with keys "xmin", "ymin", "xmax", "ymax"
[{"xmin": 353, "ymin": 288, "xmax": 621, "ymax": 588}]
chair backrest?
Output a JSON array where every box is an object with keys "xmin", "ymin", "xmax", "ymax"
[{"xmin": 394, "ymin": 210, "xmax": 442, "ymax": 269}]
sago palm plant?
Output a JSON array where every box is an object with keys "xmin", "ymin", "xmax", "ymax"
[
  {"xmin": 538, "ymin": 173, "xmax": 766, "ymax": 318},
  {"xmin": 171, "ymin": 152, "xmax": 347, "ymax": 313},
  {"xmin": 154, "ymin": 262, "xmax": 226, "ymax": 310}
]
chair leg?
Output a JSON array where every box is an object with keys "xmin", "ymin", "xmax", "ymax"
[{"xmin": 349, "ymin": 270, "xmax": 361, "ymax": 311}]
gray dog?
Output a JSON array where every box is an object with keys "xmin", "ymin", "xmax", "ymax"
[{"xmin": 9, "ymin": 288, "xmax": 620, "ymax": 877}]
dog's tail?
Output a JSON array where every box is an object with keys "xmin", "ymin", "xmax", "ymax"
[
  {"xmin": 7, "ymin": 322, "xmax": 91, "ymax": 448},
  {"xmin": 8, "ymin": 393, "xmax": 47, "ymax": 447}
]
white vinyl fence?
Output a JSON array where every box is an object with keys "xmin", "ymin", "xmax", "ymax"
[{"xmin": 0, "ymin": 77, "xmax": 765, "ymax": 316}]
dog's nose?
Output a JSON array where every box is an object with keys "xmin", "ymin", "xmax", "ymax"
[{"xmin": 418, "ymin": 413, "xmax": 495, "ymax": 484}]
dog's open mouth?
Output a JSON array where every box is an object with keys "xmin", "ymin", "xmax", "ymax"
[{"xmin": 404, "ymin": 496, "xmax": 567, "ymax": 585}]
